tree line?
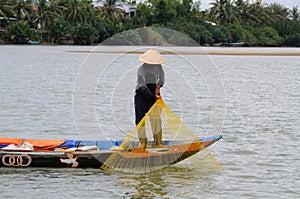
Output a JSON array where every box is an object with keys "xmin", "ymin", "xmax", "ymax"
[{"xmin": 0, "ymin": 0, "xmax": 299, "ymax": 46}]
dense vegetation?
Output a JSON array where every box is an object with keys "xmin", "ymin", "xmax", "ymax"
[{"xmin": 0, "ymin": 0, "xmax": 299, "ymax": 46}]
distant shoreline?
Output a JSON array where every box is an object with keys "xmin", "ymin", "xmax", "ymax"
[
  {"xmin": 1, "ymin": 43, "xmax": 299, "ymax": 56},
  {"xmin": 64, "ymin": 49, "xmax": 300, "ymax": 56}
]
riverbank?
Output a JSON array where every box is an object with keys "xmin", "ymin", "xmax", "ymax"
[
  {"xmin": 64, "ymin": 48, "xmax": 300, "ymax": 56},
  {"xmin": 1, "ymin": 44, "xmax": 299, "ymax": 56}
]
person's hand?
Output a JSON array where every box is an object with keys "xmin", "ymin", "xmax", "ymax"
[{"xmin": 155, "ymin": 85, "xmax": 161, "ymax": 99}]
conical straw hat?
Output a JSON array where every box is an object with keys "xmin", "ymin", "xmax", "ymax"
[{"xmin": 138, "ymin": 48, "xmax": 166, "ymax": 64}]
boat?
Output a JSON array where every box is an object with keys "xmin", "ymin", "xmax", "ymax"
[
  {"xmin": 0, "ymin": 135, "xmax": 222, "ymax": 169},
  {"xmin": 222, "ymin": 41, "xmax": 245, "ymax": 47},
  {"xmin": 27, "ymin": 40, "xmax": 40, "ymax": 45}
]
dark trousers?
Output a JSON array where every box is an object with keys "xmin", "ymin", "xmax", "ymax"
[{"xmin": 135, "ymin": 85, "xmax": 162, "ymax": 146}]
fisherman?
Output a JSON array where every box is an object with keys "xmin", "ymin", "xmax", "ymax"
[{"xmin": 135, "ymin": 48, "xmax": 165, "ymax": 149}]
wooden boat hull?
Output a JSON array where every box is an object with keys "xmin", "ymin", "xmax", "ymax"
[{"xmin": 0, "ymin": 136, "xmax": 221, "ymax": 169}]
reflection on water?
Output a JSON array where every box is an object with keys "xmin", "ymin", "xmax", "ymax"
[
  {"xmin": 117, "ymin": 173, "xmax": 167, "ymax": 198},
  {"xmin": 106, "ymin": 153, "xmax": 223, "ymax": 198},
  {"xmin": 111, "ymin": 164, "xmax": 217, "ymax": 199},
  {"xmin": 0, "ymin": 164, "xmax": 220, "ymax": 198}
]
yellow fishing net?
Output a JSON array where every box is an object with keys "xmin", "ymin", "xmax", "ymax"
[{"xmin": 101, "ymin": 98, "xmax": 221, "ymax": 173}]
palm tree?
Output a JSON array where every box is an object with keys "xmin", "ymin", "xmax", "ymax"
[
  {"xmin": 246, "ymin": 0, "xmax": 269, "ymax": 26},
  {"xmin": 36, "ymin": 0, "xmax": 47, "ymax": 41},
  {"xmin": 64, "ymin": 0, "xmax": 87, "ymax": 25},
  {"xmin": 266, "ymin": 3, "xmax": 289, "ymax": 25},
  {"xmin": 99, "ymin": 0, "xmax": 123, "ymax": 20},
  {"xmin": 0, "ymin": 0, "xmax": 14, "ymax": 20},
  {"xmin": 290, "ymin": 6, "xmax": 299, "ymax": 21},
  {"xmin": 233, "ymin": 0, "xmax": 252, "ymax": 25},
  {"xmin": 209, "ymin": 0, "xmax": 236, "ymax": 24},
  {"xmin": 2, "ymin": 20, "xmax": 35, "ymax": 43},
  {"xmin": 13, "ymin": 0, "xmax": 34, "ymax": 20},
  {"xmin": 45, "ymin": 0, "xmax": 66, "ymax": 42}
]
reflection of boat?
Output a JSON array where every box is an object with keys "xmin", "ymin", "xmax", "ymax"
[
  {"xmin": 222, "ymin": 42, "xmax": 245, "ymax": 47},
  {"xmin": 0, "ymin": 135, "xmax": 221, "ymax": 169},
  {"xmin": 27, "ymin": 40, "xmax": 40, "ymax": 45}
]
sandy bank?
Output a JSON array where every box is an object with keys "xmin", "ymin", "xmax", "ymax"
[{"xmin": 65, "ymin": 49, "xmax": 300, "ymax": 56}]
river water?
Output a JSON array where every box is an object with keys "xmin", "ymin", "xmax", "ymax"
[{"xmin": 0, "ymin": 45, "xmax": 299, "ymax": 198}]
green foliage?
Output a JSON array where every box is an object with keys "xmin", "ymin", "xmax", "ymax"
[
  {"xmin": 209, "ymin": 25, "xmax": 232, "ymax": 43},
  {"xmin": 285, "ymin": 33, "xmax": 300, "ymax": 47},
  {"xmin": 48, "ymin": 17, "xmax": 69, "ymax": 44},
  {"xmin": 0, "ymin": 0, "xmax": 299, "ymax": 46},
  {"xmin": 140, "ymin": 27, "xmax": 167, "ymax": 45},
  {"xmin": 103, "ymin": 28, "xmax": 143, "ymax": 45},
  {"xmin": 226, "ymin": 24, "xmax": 246, "ymax": 42},
  {"xmin": 254, "ymin": 26, "xmax": 283, "ymax": 46},
  {"xmin": 72, "ymin": 22, "xmax": 98, "ymax": 45},
  {"xmin": 13, "ymin": 0, "xmax": 35, "ymax": 21},
  {"xmin": 175, "ymin": 22, "xmax": 214, "ymax": 45},
  {"xmin": 101, "ymin": 0, "xmax": 124, "ymax": 20},
  {"xmin": 93, "ymin": 17, "xmax": 111, "ymax": 43},
  {"xmin": 2, "ymin": 20, "xmax": 36, "ymax": 44},
  {"xmin": 152, "ymin": 0, "xmax": 177, "ymax": 25},
  {"xmin": 243, "ymin": 28, "xmax": 257, "ymax": 46},
  {"xmin": 103, "ymin": 27, "xmax": 166, "ymax": 45},
  {"xmin": 134, "ymin": 3, "xmax": 154, "ymax": 27},
  {"xmin": 0, "ymin": 0, "xmax": 14, "ymax": 19}
]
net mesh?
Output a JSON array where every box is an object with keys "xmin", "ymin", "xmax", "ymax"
[{"xmin": 100, "ymin": 98, "xmax": 219, "ymax": 173}]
